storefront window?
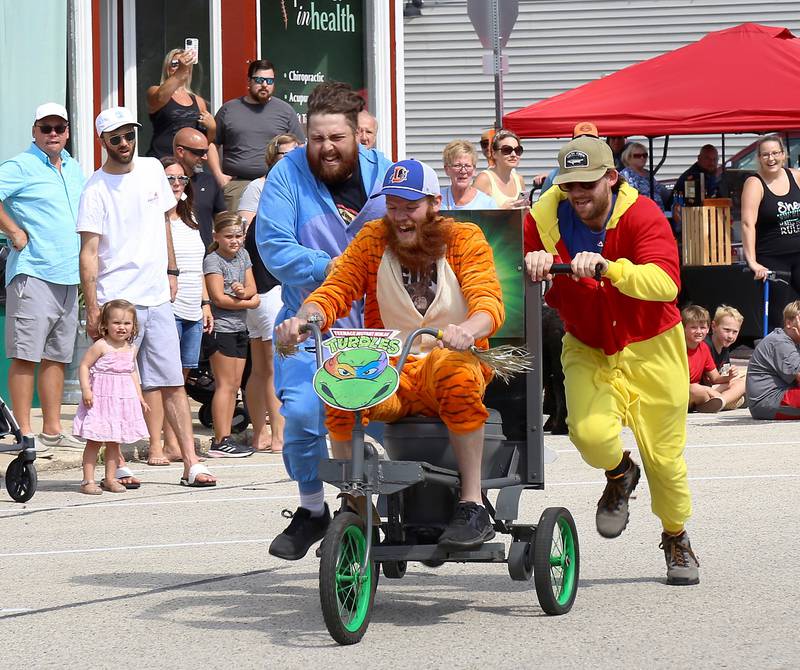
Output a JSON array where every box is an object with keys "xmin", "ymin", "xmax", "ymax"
[
  {"xmin": 260, "ymin": 0, "xmax": 365, "ymax": 125},
  {"xmin": 0, "ymin": 2, "xmax": 68, "ymax": 161},
  {"xmin": 135, "ymin": 0, "xmax": 211, "ymax": 154}
]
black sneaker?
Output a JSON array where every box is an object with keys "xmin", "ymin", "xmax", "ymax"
[
  {"xmin": 596, "ymin": 451, "xmax": 641, "ymax": 538},
  {"xmin": 208, "ymin": 436, "xmax": 254, "ymax": 458},
  {"xmin": 269, "ymin": 504, "xmax": 331, "ymax": 560},
  {"xmin": 437, "ymin": 502, "xmax": 495, "ymax": 550},
  {"xmin": 660, "ymin": 530, "xmax": 700, "ymax": 586}
]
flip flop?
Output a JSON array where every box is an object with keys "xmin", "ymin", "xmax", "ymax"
[
  {"xmin": 147, "ymin": 456, "xmax": 171, "ymax": 466},
  {"xmin": 180, "ymin": 463, "xmax": 217, "ymax": 488},
  {"xmin": 115, "ymin": 466, "xmax": 141, "ymax": 489}
]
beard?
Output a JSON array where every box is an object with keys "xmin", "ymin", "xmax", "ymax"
[
  {"xmin": 308, "ymin": 141, "xmax": 359, "ymax": 185},
  {"xmin": 385, "ymin": 207, "xmax": 452, "ymax": 272},
  {"xmin": 106, "ymin": 141, "xmax": 135, "ymax": 165}
]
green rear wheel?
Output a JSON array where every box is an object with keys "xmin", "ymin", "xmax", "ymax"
[
  {"xmin": 533, "ymin": 507, "xmax": 579, "ymax": 614},
  {"xmin": 319, "ymin": 512, "xmax": 377, "ymax": 644}
]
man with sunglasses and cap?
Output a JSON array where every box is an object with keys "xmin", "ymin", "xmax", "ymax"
[
  {"xmin": 0, "ymin": 102, "xmax": 86, "ymax": 455},
  {"xmin": 77, "ymin": 106, "xmax": 216, "ymax": 489},
  {"xmin": 210, "ymin": 59, "xmax": 306, "ymax": 212},
  {"xmin": 523, "ymin": 124, "xmax": 700, "ymax": 587}
]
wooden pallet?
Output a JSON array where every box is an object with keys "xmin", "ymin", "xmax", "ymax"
[{"xmin": 681, "ymin": 199, "xmax": 732, "ymax": 266}]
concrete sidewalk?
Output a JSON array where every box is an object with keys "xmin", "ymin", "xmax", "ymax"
[{"xmin": 0, "ymin": 399, "xmax": 235, "ymax": 473}]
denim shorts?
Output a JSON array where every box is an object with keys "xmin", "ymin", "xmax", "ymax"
[{"xmin": 174, "ymin": 317, "xmax": 203, "ymax": 368}]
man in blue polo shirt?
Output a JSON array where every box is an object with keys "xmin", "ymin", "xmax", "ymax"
[{"xmin": 0, "ymin": 103, "xmax": 85, "ymax": 454}]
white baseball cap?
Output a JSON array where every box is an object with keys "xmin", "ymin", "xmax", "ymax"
[
  {"xmin": 35, "ymin": 103, "xmax": 69, "ymax": 122},
  {"xmin": 95, "ymin": 106, "xmax": 141, "ymax": 137}
]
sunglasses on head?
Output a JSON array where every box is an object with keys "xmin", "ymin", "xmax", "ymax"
[
  {"xmin": 498, "ymin": 145, "xmax": 523, "ymax": 156},
  {"xmin": 107, "ymin": 130, "xmax": 136, "ymax": 146},
  {"xmin": 178, "ymin": 144, "xmax": 207, "ymax": 157},
  {"xmin": 251, "ymin": 76, "xmax": 275, "ymax": 86},
  {"xmin": 36, "ymin": 123, "xmax": 68, "ymax": 135},
  {"xmin": 166, "ymin": 175, "xmax": 190, "ymax": 184}
]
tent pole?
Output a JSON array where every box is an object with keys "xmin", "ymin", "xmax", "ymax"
[
  {"xmin": 721, "ymin": 133, "xmax": 726, "ymax": 171},
  {"xmin": 648, "ymin": 137, "xmax": 655, "ymax": 197}
]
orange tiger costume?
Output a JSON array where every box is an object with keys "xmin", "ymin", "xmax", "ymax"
[{"xmin": 305, "ymin": 217, "xmax": 504, "ymax": 439}]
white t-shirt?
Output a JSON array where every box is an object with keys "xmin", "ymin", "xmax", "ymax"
[
  {"xmin": 169, "ymin": 214, "xmax": 205, "ymax": 321},
  {"xmin": 76, "ymin": 157, "xmax": 174, "ymax": 306}
]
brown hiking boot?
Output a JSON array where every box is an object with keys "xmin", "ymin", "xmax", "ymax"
[
  {"xmin": 660, "ymin": 530, "xmax": 700, "ymax": 585},
  {"xmin": 596, "ymin": 451, "xmax": 641, "ymax": 538}
]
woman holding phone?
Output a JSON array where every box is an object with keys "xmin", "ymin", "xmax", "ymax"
[
  {"xmin": 474, "ymin": 129, "xmax": 528, "ymax": 209},
  {"xmin": 146, "ymin": 47, "xmax": 216, "ymax": 159}
]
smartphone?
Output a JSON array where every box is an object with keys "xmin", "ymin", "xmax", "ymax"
[
  {"xmin": 720, "ymin": 363, "xmax": 732, "ymax": 375},
  {"xmin": 184, "ymin": 38, "xmax": 199, "ymax": 65}
]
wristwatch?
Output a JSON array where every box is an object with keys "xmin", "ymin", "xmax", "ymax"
[
  {"xmin": 201, "ymin": 299, "xmax": 212, "ymax": 306},
  {"xmin": 167, "ymin": 268, "xmax": 180, "ymax": 276}
]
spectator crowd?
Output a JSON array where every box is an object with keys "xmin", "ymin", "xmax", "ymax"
[{"xmin": 2, "ymin": 47, "xmax": 800, "ymax": 586}]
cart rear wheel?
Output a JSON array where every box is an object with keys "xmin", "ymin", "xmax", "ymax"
[
  {"xmin": 230, "ymin": 405, "xmax": 249, "ymax": 433},
  {"xmin": 533, "ymin": 507, "xmax": 578, "ymax": 615},
  {"xmin": 319, "ymin": 512, "xmax": 377, "ymax": 645},
  {"xmin": 5, "ymin": 457, "xmax": 37, "ymax": 503},
  {"xmin": 507, "ymin": 540, "xmax": 534, "ymax": 581},
  {"xmin": 382, "ymin": 560, "xmax": 407, "ymax": 579}
]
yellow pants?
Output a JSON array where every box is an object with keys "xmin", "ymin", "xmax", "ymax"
[{"xmin": 562, "ymin": 323, "xmax": 691, "ymax": 533}]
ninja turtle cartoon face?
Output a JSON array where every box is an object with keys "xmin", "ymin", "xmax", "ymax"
[{"xmin": 313, "ymin": 348, "xmax": 399, "ymax": 410}]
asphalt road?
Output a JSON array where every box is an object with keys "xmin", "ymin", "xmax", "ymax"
[{"xmin": 1, "ymin": 408, "xmax": 798, "ymax": 669}]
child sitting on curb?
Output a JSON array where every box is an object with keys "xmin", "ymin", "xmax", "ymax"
[
  {"xmin": 704, "ymin": 305, "xmax": 747, "ymax": 409},
  {"xmin": 682, "ymin": 305, "xmax": 745, "ymax": 412}
]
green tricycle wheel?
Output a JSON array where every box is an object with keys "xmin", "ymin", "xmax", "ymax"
[
  {"xmin": 533, "ymin": 507, "xmax": 579, "ymax": 615},
  {"xmin": 319, "ymin": 511, "xmax": 377, "ymax": 644}
]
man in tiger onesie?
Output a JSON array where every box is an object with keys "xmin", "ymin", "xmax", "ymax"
[{"xmin": 276, "ymin": 158, "xmax": 505, "ymax": 549}]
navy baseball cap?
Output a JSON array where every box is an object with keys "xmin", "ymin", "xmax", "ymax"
[{"xmin": 372, "ymin": 158, "xmax": 441, "ymax": 200}]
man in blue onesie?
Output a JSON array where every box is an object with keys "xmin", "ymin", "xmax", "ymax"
[{"xmin": 257, "ymin": 82, "xmax": 392, "ymax": 560}]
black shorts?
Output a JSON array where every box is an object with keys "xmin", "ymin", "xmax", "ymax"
[{"xmin": 208, "ymin": 331, "xmax": 248, "ymax": 359}]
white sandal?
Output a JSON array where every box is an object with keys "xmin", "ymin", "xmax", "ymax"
[{"xmin": 180, "ymin": 462, "xmax": 216, "ymax": 487}]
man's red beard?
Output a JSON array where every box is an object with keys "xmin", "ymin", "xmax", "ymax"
[
  {"xmin": 385, "ymin": 207, "xmax": 452, "ymax": 271},
  {"xmin": 308, "ymin": 140, "xmax": 359, "ymax": 185}
]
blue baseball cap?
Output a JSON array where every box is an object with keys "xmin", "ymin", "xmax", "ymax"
[{"xmin": 372, "ymin": 158, "xmax": 441, "ymax": 200}]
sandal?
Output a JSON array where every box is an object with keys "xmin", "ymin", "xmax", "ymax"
[
  {"xmin": 100, "ymin": 478, "xmax": 127, "ymax": 493},
  {"xmin": 115, "ymin": 466, "xmax": 141, "ymax": 489},
  {"xmin": 80, "ymin": 480, "xmax": 102, "ymax": 495}
]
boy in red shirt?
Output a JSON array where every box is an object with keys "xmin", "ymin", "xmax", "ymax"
[{"xmin": 682, "ymin": 305, "xmax": 742, "ymax": 412}]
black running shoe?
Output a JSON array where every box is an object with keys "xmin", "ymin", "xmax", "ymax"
[
  {"xmin": 208, "ymin": 436, "xmax": 254, "ymax": 458},
  {"xmin": 437, "ymin": 502, "xmax": 495, "ymax": 550},
  {"xmin": 269, "ymin": 504, "xmax": 331, "ymax": 560}
]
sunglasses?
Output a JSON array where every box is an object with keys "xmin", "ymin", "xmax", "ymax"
[
  {"xmin": 178, "ymin": 144, "xmax": 207, "ymax": 157},
  {"xmin": 448, "ymin": 163, "xmax": 474, "ymax": 173},
  {"xmin": 631, "ymin": 152, "xmax": 648, "ymax": 158},
  {"xmin": 251, "ymin": 76, "xmax": 275, "ymax": 86},
  {"xmin": 169, "ymin": 60, "xmax": 180, "ymax": 68},
  {"xmin": 558, "ymin": 177, "xmax": 605, "ymax": 193},
  {"xmin": 480, "ymin": 139, "xmax": 490, "ymax": 148},
  {"xmin": 166, "ymin": 175, "xmax": 190, "ymax": 184},
  {"xmin": 36, "ymin": 123, "xmax": 68, "ymax": 135},
  {"xmin": 107, "ymin": 131, "xmax": 136, "ymax": 146},
  {"xmin": 498, "ymin": 145, "xmax": 523, "ymax": 156}
]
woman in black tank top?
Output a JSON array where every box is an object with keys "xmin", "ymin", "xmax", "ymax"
[
  {"xmin": 741, "ymin": 134, "xmax": 800, "ymax": 329},
  {"xmin": 146, "ymin": 48, "xmax": 216, "ymax": 159}
]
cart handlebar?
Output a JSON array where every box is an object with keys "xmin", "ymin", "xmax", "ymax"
[{"xmin": 549, "ymin": 262, "xmax": 604, "ymax": 281}]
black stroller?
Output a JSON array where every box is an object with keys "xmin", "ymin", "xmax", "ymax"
[
  {"xmin": 184, "ymin": 333, "xmax": 251, "ymax": 433},
  {"xmin": 0, "ymin": 397, "xmax": 37, "ymax": 502}
]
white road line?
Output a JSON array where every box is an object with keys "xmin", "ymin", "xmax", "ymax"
[
  {"xmin": 551, "ymin": 439, "xmax": 800, "ymax": 453},
  {"xmin": 0, "ymin": 538, "xmax": 271, "ymax": 558},
  {"xmin": 548, "ymin": 473, "xmax": 800, "ymax": 486}
]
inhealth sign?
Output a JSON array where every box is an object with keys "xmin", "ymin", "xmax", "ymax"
[{"xmin": 261, "ymin": 0, "xmax": 366, "ymax": 125}]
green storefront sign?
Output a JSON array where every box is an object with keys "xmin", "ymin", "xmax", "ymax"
[{"xmin": 261, "ymin": 0, "xmax": 366, "ymax": 124}]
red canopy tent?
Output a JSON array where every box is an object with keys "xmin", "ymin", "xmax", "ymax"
[{"xmin": 503, "ymin": 23, "xmax": 800, "ymax": 138}]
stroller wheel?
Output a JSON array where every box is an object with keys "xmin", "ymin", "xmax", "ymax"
[
  {"xmin": 230, "ymin": 405, "xmax": 250, "ymax": 434},
  {"xmin": 6, "ymin": 456, "xmax": 37, "ymax": 503},
  {"xmin": 198, "ymin": 403, "xmax": 213, "ymax": 428}
]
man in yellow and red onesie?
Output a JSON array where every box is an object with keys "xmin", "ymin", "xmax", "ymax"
[
  {"xmin": 276, "ymin": 158, "xmax": 504, "ymax": 550},
  {"xmin": 524, "ymin": 129, "xmax": 700, "ymax": 586}
]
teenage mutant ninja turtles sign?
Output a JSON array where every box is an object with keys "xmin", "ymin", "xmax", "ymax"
[{"xmin": 313, "ymin": 329, "xmax": 401, "ymax": 411}]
